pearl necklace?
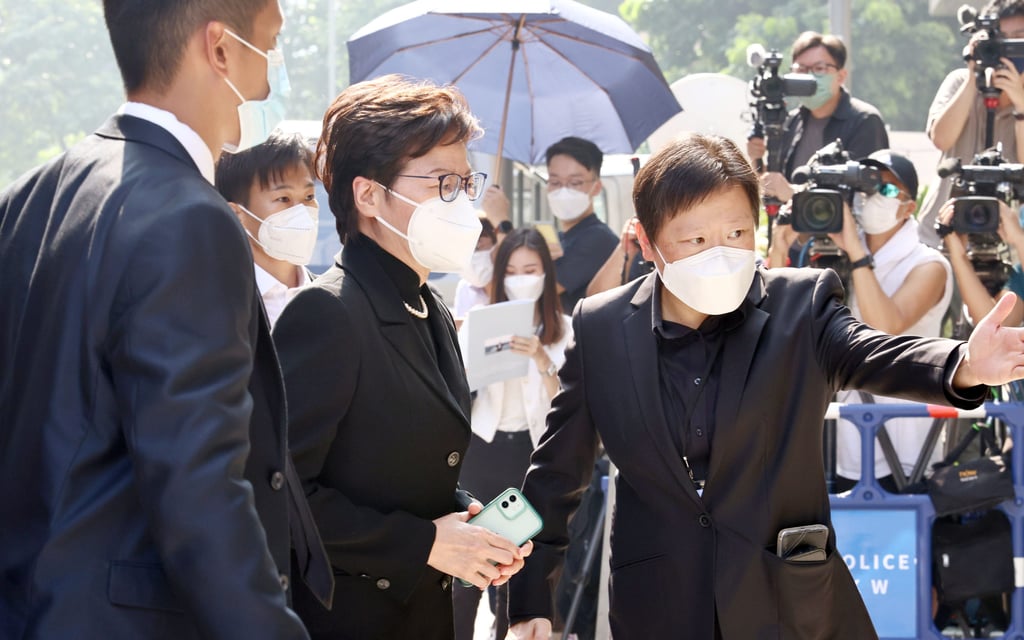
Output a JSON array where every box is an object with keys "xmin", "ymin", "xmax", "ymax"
[{"xmin": 404, "ymin": 295, "xmax": 429, "ymax": 319}]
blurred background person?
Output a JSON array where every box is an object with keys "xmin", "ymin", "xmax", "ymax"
[
  {"xmin": 272, "ymin": 75, "xmax": 530, "ymax": 640},
  {"xmin": 216, "ymin": 131, "xmax": 318, "ymax": 328},
  {"xmin": 453, "ymin": 215, "xmax": 498, "ymax": 328},
  {"xmin": 453, "ymin": 227, "xmax": 572, "ymax": 640},
  {"xmin": 936, "ymin": 198, "xmax": 1024, "ymax": 327},
  {"xmin": 545, "ymin": 136, "xmax": 619, "ymax": 313},
  {"xmin": 821, "ymin": 151, "xmax": 954, "ymax": 492},
  {"xmin": 586, "ymin": 216, "xmax": 655, "ymax": 297},
  {"xmin": 918, "ymin": 0, "xmax": 1024, "ymax": 247},
  {"xmin": 747, "ymin": 31, "xmax": 889, "ymax": 205}
]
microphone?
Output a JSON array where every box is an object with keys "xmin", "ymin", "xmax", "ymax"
[
  {"xmin": 957, "ymin": 4, "xmax": 977, "ymax": 29},
  {"xmin": 937, "ymin": 157, "xmax": 962, "ymax": 179},
  {"xmin": 746, "ymin": 43, "xmax": 767, "ymax": 69}
]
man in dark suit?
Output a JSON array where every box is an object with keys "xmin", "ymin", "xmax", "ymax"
[
  {"xmin": 272, "ymin": 74, "xmax": 531, "ymax": 640},
  {"xmin": 509, "ymin": 133, "xmax": 1024, "ymax": 639},
  {"xmin": 0, "ymin": 1, "xmax": 328, "ymax": 638}
]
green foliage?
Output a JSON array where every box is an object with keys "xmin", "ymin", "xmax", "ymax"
[{"xmin": 622, "ymin": 0, "xmax": 964, "ymax": 131}]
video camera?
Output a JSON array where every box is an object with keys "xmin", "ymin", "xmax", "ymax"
[
  {"xmin": 958, "ymin": 5, "xmax": 1024, "ymax": 98},
  {"xmin": 746, "ymin": 44, "xmax": 818, "ymax": 175},
  {"xmin": 790, "ymin": 140, "xmax": 881, "ymax": 234},
  {"xmin": 939, "ymin": 145, "xmax": 1023, "ymax": 293}
]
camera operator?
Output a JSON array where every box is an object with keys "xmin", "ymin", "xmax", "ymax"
[
  {"xmin": 827, "ymin": 152, "xmax": 954, "ymax": 492},
  {"xmin": 919, "ymin": 0, "xmax": 1024, "ymax": 247},
  {"xmin": 748, "ymin": 32, "xmax": 889, "ymax": 203},
  {"xmin": 936, "ymin": 198, "xmax": 1024, "ymax": 327}
]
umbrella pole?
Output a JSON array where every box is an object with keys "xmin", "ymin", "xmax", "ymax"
[{"xmin": 491, "ymin": 14, "xmax": 526, "ymax": 187}]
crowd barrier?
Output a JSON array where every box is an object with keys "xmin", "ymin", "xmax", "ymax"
[{"xmin": 829, "ymin": 401, "xmax": 1024, "ymax": 639}]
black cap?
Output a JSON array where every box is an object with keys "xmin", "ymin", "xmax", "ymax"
[{"xmin": 861, "ymin": 150, "xmax": 918, "ymax": 200}]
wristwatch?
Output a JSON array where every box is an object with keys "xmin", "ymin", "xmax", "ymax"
[
  {"xmin": 1013, "ymin": 110, "xmax": 1024, "ymax": 121},
  {"xmin": 544, "ymin": 361, "xmax": 558, "ymax": 377},
  {"xmin": 849, "ymin": 254, "xmax": 874, "ymax": 271}
]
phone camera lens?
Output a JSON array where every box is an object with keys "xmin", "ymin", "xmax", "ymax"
[
  {"xmin": 501, "ymin": 501, "xmax": 509, "ymax": 509},
  {"xmin": 509, "ymin": 495, "xmax": 517, "ymax": 502}
]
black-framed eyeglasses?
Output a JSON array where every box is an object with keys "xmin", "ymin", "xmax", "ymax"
[
  {"xmin": 395, "ymin": 172, "xmax": 487, "ymax": 202},
  {"xmin": 790, "ymin": 62, "xmax": 838, "ymax": 77}
]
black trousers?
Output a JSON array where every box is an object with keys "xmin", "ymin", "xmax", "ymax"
[{"xmin": 453, "ymin": 431, "xmax": 534, "ymax": 640}]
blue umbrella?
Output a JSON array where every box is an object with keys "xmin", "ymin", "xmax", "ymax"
[{"xmin": 347, "ymin": 0, "xmax": 681, "ymax": 171}]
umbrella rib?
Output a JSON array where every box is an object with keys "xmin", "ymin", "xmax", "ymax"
[
  {"xmin": 528, "ymin": 23, "xmax": 654, "ymax": 65},
  {"xmin": 450, "ymin": 25, "xmax": 514, "ymax": 85}
]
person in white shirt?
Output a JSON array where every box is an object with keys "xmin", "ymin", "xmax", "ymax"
[
  {"xmin": 453, "ymin": 227, "xmax": 573, "ymax": 640},
  {"xmin": 829, "ymin": 151, "xmax": 953, "ymax": 492},
  {"xmin": 452, "ymin": 215, "xmax": 497, "ymax": 328},
  {"xmin": 216, "ymin": 131, "xmax": 319, "ymax": 327}
]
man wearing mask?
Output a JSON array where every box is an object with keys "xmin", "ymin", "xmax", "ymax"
[
  {"xmin": 508, "ymin": 133, "xmax": 1024, "ymax": 640},
  {"xmin": 545, "ymin": 136, "xmax": 619, "ymax": 313},
  {"xmin": 0, "ymin": 1, "xmax": 330, "ymax": 638},
  {"xmin": 216, "ymin": 131, "xmax": 319, "ymax": 328},
  {"xmin": 918, "ymin": 0, "xmax": 1024, "ymax": 247},
  {"xmin": 748, "ymin": 31, "xmax": 889, "ymax": 204}
]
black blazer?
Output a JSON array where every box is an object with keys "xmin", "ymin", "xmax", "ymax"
[
  {"xmin": 273, "ymin": 236, "xmax": 472, "ymax": 640},
  {"xmin": 0, "ymin": 115, "xmax": 307, "ymax": 639},
  {"xmin": 509, "ymin": 267, "xmax": 986, "ymax": 639}
]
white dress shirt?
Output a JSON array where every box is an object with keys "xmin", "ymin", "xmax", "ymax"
[
  {"xmin": 118, "ymin": 102, "xmax": 215, "ymax": 184},
  {"xmin": 254, "ymin": 263, "xmax": 313, "ymax": 329}
]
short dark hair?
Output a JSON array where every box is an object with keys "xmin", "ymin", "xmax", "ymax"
[
  {"xmin": 215, "ymin": 131, "xmax": 314, "ymax": 207},
  {"xmin": 545, "ymin": 136, "xmax": 603, "ymax": 175},
  {"xmin": 491, "ymin": 228, "xmax": 564, "ymax": 346},
  {"xmin": 984, "ymin": 0, "xmax": 1024, "ymax": 20},
  {"xmin": 103, "ymin": 0, "xmax": 269, "ymax": 93},
  {"xmin": 317, "ymin": 74, "xmax": 482, "ymax": 244},
  {"xmin": 791, "ymin": 31, "xmax": 847, "ymax": 69},
  {"xmin": 478, "ymin": 215, "xmax": 497, "ymax": 247},
  {"xmin": 634, "ymin": 133, "xmax": 760, "ymax": 243}
]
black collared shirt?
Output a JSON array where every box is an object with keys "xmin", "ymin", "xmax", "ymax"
[
  {"xmin": 555, "ymin": 213, "xmax": 618, "ymax": 313},
  {"xmin": 652, "ymin": 281, "xmax": 745, "ymax": 484}
]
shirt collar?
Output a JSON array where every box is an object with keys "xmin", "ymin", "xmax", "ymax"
[
  {"xmin": 117, "ymin": 102, "xmax": 215, "ymax": 184},
  {"xmin": 562, "ymin": 212, "xmax": 601, "ymax": 238},
  {"xmin": 253, "ymin": 262, "xmax": 308, "ymax": 296},
  {"xmin": 358, "ymin": 234, "xmax": 426, "ymax": 308}
]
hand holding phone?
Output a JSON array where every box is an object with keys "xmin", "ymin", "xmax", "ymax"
[{"xmin": 458, "ymin": 488, "xmax": 543, "ymax": 586}]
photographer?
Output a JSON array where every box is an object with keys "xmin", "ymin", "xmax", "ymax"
[
  {"xmin": 937, "ymin": 198, "xmax": 1024, "ymax": 327},
  {"xmin": 919, "ymin": 0, "xmax": 1024, "ymax": 247},
  {"xmin": 748, "ymin": 32, "xmax": 888, "ymax": 203},
  {"xmin": 826, "ymin": 152, "xmax": 954, "ymax": 491}
]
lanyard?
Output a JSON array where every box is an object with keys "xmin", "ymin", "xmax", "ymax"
[{"xmin": 680, "ymin": 337, "xmax": 724, "ymax": 490}]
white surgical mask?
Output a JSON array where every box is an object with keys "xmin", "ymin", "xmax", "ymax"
[
  {"xmin": 374, "ymin": 183, "xmax": 483, "ymax": 273},
  {"xmin": 222, "ymin": 30, "xmax": 290, "ymax": 153},
  {"xmin": 547, "ymin": 187, "xmax": 592, "ymax": 221},
  {"xmin": 461, "ymin": 248, "xmax": 494, "ymax": 288},
  {"xmin": 854, "ymin": 192, "xmax": 904, "ymax": 235},
  {"xmin": 240, "ymin": 203, "xmax": 319, "ymax": 266},
  {"xmin": 653, "ymin": 244, "xmax": 755, "ymax": 316},
  {"xmin": 504, "ymin": 273, "xmax": 545, "ymax": 302}
]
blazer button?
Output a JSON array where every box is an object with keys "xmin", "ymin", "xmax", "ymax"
[
  {"xmin": 376, "ymin": 578, "xmax": 391, "ymax": 590},
  {"xmin": 446, "ymin": 451, "xmax": 461, "ymax": 467},
  {"xmin": 279, "ymin": 574, "xmax": 290, "ymax": 591},
  {"xmin": 270, "ymin": 470, "xmax": 285, "ymax": 491},
  {"xmin": 698, "ymin": 514, "xmax": 712, "ymax": 528}
]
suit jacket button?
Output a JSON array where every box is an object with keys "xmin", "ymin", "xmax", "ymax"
[
  {"xmin": 698, "ymin": 514, "xmax": 712, "ymax": 528},
  {"xmin": 376, "ymin": 578, "xmax": 391, "ymax": 590},
  {"xmin": 440, "ymin": 576, "xmax": 452, "ymax": 591},
  {"xmin": 447, "ymin": 451, "xmax": 461, "ymax": 467},
  {"xmin": 270, "ymin": 470, "xmax": 285, "ymax": 491},
  {"xmin": 279, "ymin": 574, "xmax": 290, "ymax": 591}
]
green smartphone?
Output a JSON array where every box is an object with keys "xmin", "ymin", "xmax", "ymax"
[{"xmin": 459, "ymin": 488, "xmax": 543, "ymax": 587}]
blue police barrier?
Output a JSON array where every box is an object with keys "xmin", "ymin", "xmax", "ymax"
[{"xmin": 829, "ymin": 401, "xmax": 1024, "ymax": 639}]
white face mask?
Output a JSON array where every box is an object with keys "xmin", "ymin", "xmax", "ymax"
[
  {"xmin": 461, "ymin": 248, "xmax": 494, "ymax": 288},
  {"xmin": 547, "ymin": 187, "xmax": 592, "ymax": 221},
  {"xmin": 504, "ymin": 273, "xmax": 545, "ymax": 302},
  {"xmin": 854, "ymin": 192, "xmax": 904, "ymax": 235},
  {"xmin": 240, "ymin": 203, "xmax": 319, "ymax": 265},
  {"xmin": 221, "ymin": 30, "xmax": 290, "ymax": 153},
  {"xmin": 654, "ymin": 244, "xmax": 755, "ymax": 316},
  {"xmin": 374, "ymin": 183, "xmax": 483, "ymax": 273}
]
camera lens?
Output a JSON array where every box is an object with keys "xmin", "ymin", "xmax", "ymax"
[
  {"xmin": 501, "ymin": 501, "xmax": 509, "ymax": 509},
  {"xmin": 509, "ymin": 495, "xmax": 517, "ymax": 502},
  {"xmin": 967, "ymin": 204, "xmax": 993, "ymax": 229},
  {"xmin": 796, "ymin": 193, "xmax": 840, "ymax": 233}
]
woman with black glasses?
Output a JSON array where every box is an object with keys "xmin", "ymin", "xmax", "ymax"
[{"xmin": 273, "ymin": 75, "xmax": 531, "ymax": 640}]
